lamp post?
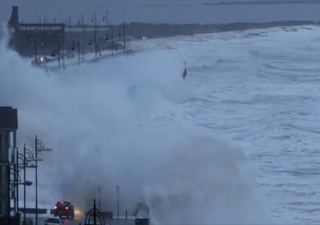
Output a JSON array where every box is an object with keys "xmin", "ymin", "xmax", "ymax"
[
  {"xmin": 9, "ymin": 177, "xmax": 33, "ymax": 214},
  {"xmin": 35, "ymin": 136, "xmax": 52, "ymax": 225},
  {"xmin": 30, "ymin": 35, "xmax": 38, "ymax": 65},
  {"xmin": 15, "ymin": 149, "xmax": 31, "ymax": 213},
  {"xmin": 43, "ymin": 16, "xmax": 48, "ymax": 56},
  {"xmin": 91, "ymin": 13, "xmax": 98, "ymax": 60},
  {"xmin": 123, "ymin": 23, "xmax": 126, "ymax": 55},
  {"xmin": 24, "ymin": 24, "xmax": 28, "ymax": 56},
  {"xmin": 94, "ymin": 13, "xmax": 97, "ymax": 60},
  {"xmin": 68, "ymin": 15, "xmax": 71, "ymax": 55},
  {"xmin": 56, "ymin": 33, "xmax": 61, "ymax": 69},
  {"xmin": 103, "ymin": 11, "xmax": 109, "ymax": 54},
  {"xmin": 116, "ymin": 185, "xmax": 119, "ymax": 220},
  {"xmin": 10, "ymin": 179, "xmax": 32, "ymax": 190},
  {"xmin": 10, "ymin": 180, "xmax": 33, "ymax": 190},
  {"xmin": 11, "ymin": 166, "xmax": 21, "ymax": 213},
  {"xmin": 77, "ymin": 34, "xmax": 80, "ymax": 67},
  {"xmin": 111, "ymin": 25, "xmax": 114, "ymax": 58},
  {"xmin": 18, "ymin": 144, "xmax": 39, "ymax": 223}
]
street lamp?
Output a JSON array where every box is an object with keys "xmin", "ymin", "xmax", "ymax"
[
  {"xmin": 77, "ymin": 14, "xmax": 85, "ymax": 60},
  {"xmin": 43, "ymin": 15, "xmax": 49, "ymax": 56},
  {"xmin": 30, "ymin": 36, "xmax": 38, "ymax": 65},
  {"xmin": 91, "ymin": 13, "xmax": 97, "ymax": 60},
  {"xmin": 122, "ymin": 23, "xmax": 126, "ymax": 55},
  {"xmin": 10, "ymin": 165, "xmax": 27, "ymax": 212},
  {"xmin": 35, "ymin": 136, "xmax": 52, "ymax": 225},
  {"xmin": 56, "ymin": 34, "xmax": 61, "ymax": 69},
  {"xmin": 18, "ymin": 144, "xmax": 40, "ymax": 223},
  {"xmin": 9, "ymin": 178, "xmax": 33, "ymax": 214},
  {"xmin": 77, "ymin": 34, "xmax": 80, "ymax": 67},
  {"xmin": 116, "ymin": 185, "xmax": 120, "ymax": 220},
  {"xmin": 10, "ymin": 168, "xmax": 22, "ymax": 189},
  {"xmin": 10, "ymin": 180, "xmax": 33, "ymax": 188},
  {"xmin": 10, "ymin": 180, "xmax": 33, "ymax": 189},
  {"xmin": 110, "ymin": 25, "xmax": 114, "ymax": 57},
  {"xmin": 103, "ymin": 10, "xmax": 109, "ymax": 53}
]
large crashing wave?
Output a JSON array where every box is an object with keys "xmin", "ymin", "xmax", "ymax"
[{"xmin": 0, "ymin": 25, "xmax": 273, "ymax": 224}]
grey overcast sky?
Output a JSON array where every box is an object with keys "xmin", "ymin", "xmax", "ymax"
[{"xmin": 1, "ymin": 0, "xmax": 320, "ymax": 25}]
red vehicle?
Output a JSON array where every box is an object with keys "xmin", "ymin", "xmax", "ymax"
[{"xmin": 54, "ymin": 201, "xmax": 75, "ymax": 220}]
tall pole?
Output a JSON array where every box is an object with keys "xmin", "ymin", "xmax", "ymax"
[
  {"xmin": 69, "ymin": 15, "xmax": 71, "ymax": 57},
  {"xmin": 116, "ymin": 185, "xmax": 119, "ymax": 220},
  {"xmin": 11, "ymin": 142, "xmax": 16, "ymax": 213},
  {"xmin": 94, "ymin": 12, "xmax": 97, "ymax": 61},
  {"xmin": 16, "ymin": 149, "xmax": 19, "ymax": 212},
  {"xmin": 111, "ymin": 26, "xmax": 113, "ymax": 58},
  {"xmin": 81, "ymin": 14, "xmax": 84, "ymax": 59},
  {"xmin": 61, "ymin": 21, "xmax": 65, "ymax": 69},
  {"xmin": 34, "ymin": 46, "xmax": 38, "ymax": 65},
  {"xmin": 105, "ymin": 11, "xmax": 108, "ymax": 40},
  {"xmin": 38, "ymin": 18, "xmax": 42, "ymax": 57},
  {"xmin": 24, "ymin": 25, "xmax": 27, "ymax": 55},
  {"xmin": 123, "ymin": 23, "xmax": 126, "ymax": 54},
  {"xmin": 34, "ymin": 136, "xmax": 51, "ymax": 225},
  {"xmin": 43, "ymin": 16, "xmax": 46, "ymax": 56},
  {"xmin": 81, "ymin": 13, "xmax": 84, "ymax": 34},
  {"xmin": 35, "ymin": 136, "xmax": 38, "ymax": 225},
  {"xmin": 58, "ymin": 39, "xmax": 61, "ymax": 69},
  {"xmin": 23, "ymin": 144, "xmax": 26, "ymax": 225},
  {"xmin": 93, "ymin": 199, "xmax": 97, "ymax": 225},
  {"xmin": 77, "ymin": 34, "xmax": 80, "ymax": 67}
]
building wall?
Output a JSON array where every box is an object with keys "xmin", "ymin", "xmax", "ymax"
[
  {"xmin": 8, "ymin": 6, "xmax": 126, "ymax": 57},
  {"xmin": 15, "ymin": 25, "xmax": 65, "ymax": 56}
]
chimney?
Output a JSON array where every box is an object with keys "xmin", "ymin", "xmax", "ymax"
[{"xmin": 8, "ymin": 6, "xmax": 19, "ymax": 28}]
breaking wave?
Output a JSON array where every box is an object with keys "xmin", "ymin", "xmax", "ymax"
[{"xmin": 0, "ymin": 25, "xmax": 273, "ymax": 224}]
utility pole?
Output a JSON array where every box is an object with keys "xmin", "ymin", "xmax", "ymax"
[
  {"xmin": 111, "ymin": 25, "xmax": 113, "ymax": 58},
  {"xmin": 94, "ymin": 12, "xmax": 97, "ymax": 61},
  {"xmin": 93, "ymin": 199, "xmax": 97, "ymax": 225},
  {"xmin": 21, "ymin": 144, "xmax": 37, "ymax": 225},
  {"xmin": 35, "ymin": 138, "xmax": 38, "ymax": 225},
  {"xmin": 116, "ymin": 185, "xmax": 119, "ymax": 220},
  {"xmin": 43, "ymin": 16, "xmax": 46, "ymax": 56},
  {"xmin": 16, "ymin": 149, "xmax": 19, "ymax": 212},
  {"xmin": 34, "ymin": 136, "xmax": 52, "ymax": 225},
  {"xmin": 77, "ymin": 34, "xmax": 80, "ymax": 67},
  {"xmin": 105, "ymin": 11, "xmax": 108, "ymax": 52},
  {"xmin": 58, "ymin": 39, "xmax": 61, "ymax": 69},
  {"xmin": 24, "ymin": 23, "xmax": 28, "ymax": 55},
  {"xmin": 81, "ymin": 13, "xmax": 84, "ymax": 60},
  {"xmin": 123, "ymin": 23, "xmax": 126, "ymax": 55},
  {"xmin": 23, "ymin": 145, "xmax": 26, "ymax": 225},
  {"xmin": 35, "ymin": 141, "xmax": 38, "ymax": 225},
  {"xmin": 69, "ymin": 15, "xmax": 71, "ymax": 57},
  {"xmin": 81, "ymin": 13, "xmax": 84, "ymax": 34},
  {"xmin": 34, "ymin": 46, "xmax": 38, "ymax": 65}
]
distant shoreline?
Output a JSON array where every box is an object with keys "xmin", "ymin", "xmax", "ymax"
[
  {"xmin": 135, "ymin": 0, "xmax": 320, "ymax": 7},
  {"xmin": 116, "ymin": 20, "xmax": 318, "ymax": 38}
]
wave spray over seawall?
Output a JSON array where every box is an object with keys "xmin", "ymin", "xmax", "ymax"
[{"xmin": 0, "ymin": 28, "xmax": 272, "ymax": 224}]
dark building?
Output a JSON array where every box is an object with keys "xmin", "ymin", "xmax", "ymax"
[
  {"xmin": 0, "ymin": 107, "xmax": 18, "ymax": 218},
  {"xmin": 8, "ymin": 6, "xmax": 65, "ymax": 57},
  {"xmin": 8, "ymin": 6, "xmax": 127, "ymax": 60}
]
